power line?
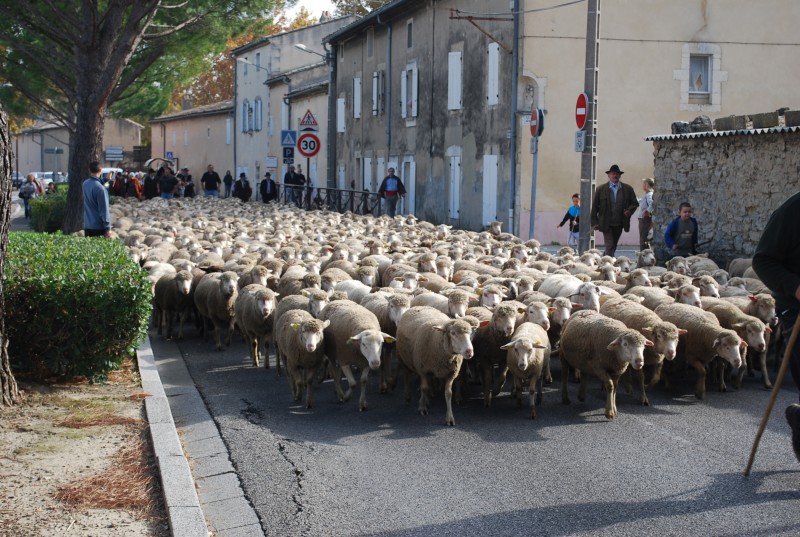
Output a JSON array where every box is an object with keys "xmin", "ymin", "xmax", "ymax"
[{"xmin": 523, "ymin": 34, "xmax": 800, "ymax": 46}]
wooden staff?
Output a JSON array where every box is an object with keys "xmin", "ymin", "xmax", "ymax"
[{"xmin": 744, "ymin": 317, "xmax": 800, "ymax": 476}]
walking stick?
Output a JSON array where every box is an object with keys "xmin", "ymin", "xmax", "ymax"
[{"xmin": 744, "ymin": 317, "xmax": 800, "ymax": 476}]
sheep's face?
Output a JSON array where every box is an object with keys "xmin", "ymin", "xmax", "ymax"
[
  {"xmin": 549, "ymin": 299, "xmax": 573, "ymax": 327},
  {"xmin": 403, "ymin": 274, "xmax": 419, "ymax": 291},
  {"xmin": 736, "ymin": 321, "xmax": 767, "ymax": 353},
  {"xmin": 597, "ymin": 264, "xmax": 617, "ymax": 281},
  {"xmin": 607, "ymin": 332, "xmax": 649, "ymax": 370},
  {"xmin": 388, "ymin": 300, "xmax": 410, "ymax": 327},
  {"xmin": 629, "ymin": 270, "xmax": 652, "ymax": 288},
  {"xmin": 713, "ymin": 332, "xmax": 744, "ymax": 368},
  {"xmin": 439, "ymin": 322, "xmax": 474, "ymax": 360},
  {"xmin": 321, "ymin": 277, "xmax": 336, "ymax": 293},
  {"xmin": 517, "ymin": 279, "xmax": 535, "ymax": 295},
  {"xmin": 644, "ymin": 325, "xmax": 682, "ymax": 360},
  {"xmin": 511, "ymin": 246, "xmax": 528, "ymax": 263},
  {"xmin": 175, "ymin": 274, "xmax": 192, "ymax": 296},
  {"xmin": 349, "ymin": 330, "xmax": 387, "ymax": 370},
  {"xmin": 447, "ymin": 298, "xmax": 468, "ymax": 319},
  {"xmin": 526, "ymin": 304, "xmax": 550, "ymax": 331},
  {"xmin": 358, "ymin": 269, "xmax": 377, "ymax": 287},
  {"xmin": 492, "ymin": 310, "xmax": 517, "ymax": 338},
  {"xmin": 418, "ymin": 258, "xmax": 436, "ymax": 274},
  {"xmin": 576, "ymin": 283, "xmax": 601, "ymax": 312},
  {"xmin": 675, "ymin": 286, "xmax": 702, "ymax": 308},
  {"xmin": 256, "ymin": 296, "xmax": 275, "ymax": 318},
  {"xmin": 220, "ymin": 274, "xmax": 238, "ymax": 297},
  {"xmin": 712, "ymin": 270, "xmax": 729, "ymax": 286},
  {"xmin": 436, "ymin": 264, "xmax": 453, "ymax": 281},
  {"xmin": 480, "ymin": 288, "xmax": 504, "ymax": 310},
  {"xmin": 615, "ymin": 258, "xmax": 632, "ymax": 273},
  {"xmin": 752, "ymin": 297, "xmax": 778, "ymax": 326},
  {"xmin": 299, "ymin": 321, "xmax": 328, "ymax": 352},
  {"xmin": 695, "ymin": 278, "xmax": 720, "ymax": 298},
  {"xmin": 637, "ymin": 250, "xmax": 656, "ymax": 267}
]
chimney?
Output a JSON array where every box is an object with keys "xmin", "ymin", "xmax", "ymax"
[{"xmin": 182, "ymin": 97, "xmax": 193, "ymax": 110}]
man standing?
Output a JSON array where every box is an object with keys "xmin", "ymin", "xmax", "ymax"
[
  {"xmin": 201, "ymin": 164, "xmax": 222, "ymax": 197},
  {"xmin": 377, "ymin": 167, "xmax": 406, "ymax": 218},
  {"xmin": 284, "ymin": 165, "xmax": 303, "ymax": 207},
  {"xmin": 223, "ymin": 170, "xmax": 233, "ymax": 198},
  {"xmin": 178, "ymin": 167, "xmax": 195, "ymax": 198},
  {"xmin": 590, "ymin": 164, "xmax": 638, "ymax": 256},
  {"xmin": 158, "ymin": 166, "xmax": 178, "ymax": 199},
  {"xmin": 143, "ymin": 168, "xmax": 159, "ymax": 199},
  {"xmin": 752, "ymin": 192, "xmax": 800, "ymax": 462},
  {"xmin": 233, "ymin": 172, "xmax": 252, "ymax": 202},
  {"xmin": 82, "ymin": 161, "xmax": 111, "ymax": 238},
  {"xmin": 260, "ymin": 172, "xmax": 278, "ymax": 203}
]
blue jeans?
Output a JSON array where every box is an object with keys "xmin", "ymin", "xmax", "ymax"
[
  {"xmin": 779, "ymin": 309, "xmax": 800, "ymax": 401},
  {"xmin": 23, "ymin": 198, "xmax": 31, "ymax": 218},
  {"xmin": 204, "ymin": 190, "xmax": 218, "ymax": 198},
  {"xmin": 224, "ymin": 184, "xmax": 232, "ymax": 198},
  {"xmin": 161, "ymin": 193, "xmax": 173, "ymax": 199},
  {"xmin": 384, "ymin": 195, "xmax": 399, "ymax": 217}
]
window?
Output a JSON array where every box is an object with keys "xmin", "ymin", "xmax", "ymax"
[
  {"xmin": 400, "ymin": 62, "xmax": 418, "ymax": 119},
  {"xmin": 255, "ymin": 97, "xmax": 263, "ymax": 131},
  {"xmin": 183, "ymin": 128, "xmax": 188, "ymax": 146},
  {"xmin": 367, "ymin": 28, "xmax": 374, "ymax": 58},
  {"xmin": 487, "ymin": 42, "xmax": 500, "ymax": 106},
  {"xmin": 281, "ymin": 100, "xmax": 289, "ymax": 130},
  {"xmin": 448, "ymin": 51, "xmax": 462, "ymax": 110},
  {"xmin": 207, "ymin": 127, "xmax": 211, "ymax": 138},
  {"xmin": 171, "ymin": 130, "xmax": 176, "ymax": 148},
  {"xmin": 353, "ymin": 77, "xmax": 362, "ymax": 119},
  {"xmin": 407, "ymin": 19, "xmax": 413, "ymax": 48},
  {"xmin": 337, "ymin": 98, "xmax": 346, "ymax": 133},
  {"xmin": 674, "ymin": 43, "xmax": 726, "ymax": 112},
  {"xmin": 372, "ymin": 70, "xmax": 385, "ymax": 116},
  {"xmin": 255, "ymin": 52, "xmax": 261, "ymax": 71},
  {"xmin": 689, "ymin": 55, "xmax": 710, "ymax": 94},
  {"xmin": 243, "ymin": 57, "xmax": 248, "ymax": 76},
  {"xmin": 242, "ymin": 100, "xmax": 250, "ymax": 132}
]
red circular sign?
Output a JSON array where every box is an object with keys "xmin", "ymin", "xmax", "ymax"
[
  {"xmin": 297, "ymin": 133, "xmax": 321, "ymax": 158},
  {"xmin": 576, "ymin": 92, "xmax": 588, "ymax": 130},
  {"xmin": 530, "ymin": 109, "xmax": 539, "ymax": 137}
]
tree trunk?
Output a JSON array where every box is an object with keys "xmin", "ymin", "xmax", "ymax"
[{"xmin": 0, "ymin": 108, "xmax": 20, "ymax": 406}]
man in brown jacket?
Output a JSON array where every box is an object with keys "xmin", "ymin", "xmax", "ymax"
[{"xmin": 590, "ymin": 164, "xmax": 639, "ymax": 256}]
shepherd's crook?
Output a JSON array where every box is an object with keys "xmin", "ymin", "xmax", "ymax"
[{"xmin": 744, "ymin": 317, "xmax": 800, "ymax": 476}]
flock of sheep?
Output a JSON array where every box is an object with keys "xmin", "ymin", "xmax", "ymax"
[{"xmin": 112, "ymin": 196, "xmax": 779, "ymax": 425}]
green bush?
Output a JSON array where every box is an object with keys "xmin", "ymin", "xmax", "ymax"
[
  {"xmin": 4, "ymin": 232, "xmax": 152, "ymax": 382},
  {"xmin": 30, "ymin": 186, "xmax": 68, "ymax": 232}
]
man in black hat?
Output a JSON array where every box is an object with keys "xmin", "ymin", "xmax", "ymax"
[
  {"xmin": 260, "ymin": 171, "xmax": 278, "ymax": 203},
  {"xmin": 590, "ymin": 164, "xmax": 639, "ymax": 256},
  {"xmin": 233, "ymin": 172, "xmax": 252, "ymax": 202}
]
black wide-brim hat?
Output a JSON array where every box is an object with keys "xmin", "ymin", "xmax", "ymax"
[{"xmin": 606, "ymin": 164, "xmax": 624, "ymax": 175}]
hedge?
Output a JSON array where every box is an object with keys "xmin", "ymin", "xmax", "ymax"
[
  {"xmin": 4, "ymin": 232, "xmax": 152, "ymax": 382},
  {"xmin": 30, "ymin": 186, "xmax": 69, "ymax": 233}
]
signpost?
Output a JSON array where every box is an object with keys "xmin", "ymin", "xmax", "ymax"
[
  {"xmin": 297, "ymin": 133, "xmax": 321, "ymax": 158},
  {"xmin": 282, "ymin": 147, "xmax": 294, "ymax": 165},
  {"xmin": 576, "ymin": 92, "xmax": 588, "ymax": 130},
  {"xmin": 528, "ymin": 108, "xmax": 544, "ymax": 241},
  {"xmin": 298, "ymin": 110, "xmax": 319, "ymax": 132}
]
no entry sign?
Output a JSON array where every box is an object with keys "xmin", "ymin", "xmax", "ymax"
[
  {"xmin": 576, "ymin": 92, "xmax": 588, "ymax": 130},
  {"xmin": 530, "ymin": 108, "xmax": 544, "ymax": 137}
]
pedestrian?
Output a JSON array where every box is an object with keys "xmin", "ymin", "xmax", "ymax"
[
  {"xmin": 143, "ymin": 168, "xmax": 159, "ymax": 199},
  {"xmin": 296, "ymin": 164, "xmax": 309, "ymax": 208},
  {"xmin": 19, "ymin": 174, "xmax": 38, "ymax": 219},
  {"xmin": 260, "ymin": 172, "xmax": 278, "ymax": 203},
  {"xmin": 664, "ymin": 202, "xmax": 698, "ymax": 257},
  {"xmin": 111, "ymin": 172, "xmax": 125, "ymax": 197},
  {"xmin": 45, "ymin": 182, "xmax": 57, "ymax": 196},
  {"xmin": 752, "ymin": 191, "xmax": 800, "ymax": 463},
  {"xmin": 377, "ymin": 167, "xmax": 406, "ymax": 218},
  {"xmin": 556, "ymin": 193, "xmax": 581, "ymax": 249},
  {"xmin": 124, "ymin": 172, "xmax": 143, "ymax": 200},
  {"xmin": 638, "ymin": 178, "xmax": 655, "ymax": 251},
  {"xmin": 201, "ymin": 164, "xmax": 222, "ymax": 197},
  {"xmin": 82, "ymin": 161, "xmax": 111, "ymax": 238},
  {"xmin": 284, "ymin": 165, "xmax": 303, "ymax": 207},
  {"xmin": 223, "ymin": 170, "xmax": 233, "ymax": 198},
  {"xmin": 179, "ymin": 167, "xmax": 195, "ymax": 198},
  {"xmin": 590, "ymin": 164, "xmax": 638, "ymax": 256},
  {"xmin": 233, "ymin": 172, "xmax": 252, "ymax": 202},
  {"xmin": 158, "ymin": 166, "xmax": 178, "ymax": 200}
]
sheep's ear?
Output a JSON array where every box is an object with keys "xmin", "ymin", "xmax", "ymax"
[
  {"xmin": 641, "ymin": 326, "xmax": 654, "ymax": 337},
  {"xmin": 291, "ymin": 322, "xmax": 301, "ymax": 332},
  {"xmin": 644, "ymin": 340, "xmax": 654, "ymax": 347},
  {"xmin": 273, "ymin": 292, "xmax": 280, "ymax": 298},
  {"xmin": 678, "ymin": 328, "xmax": 688, "ymax": 336},
  {"xmin": 320, "ymin": 320, "xmax": 331, "ymax": 329},
  {"xmin": 571, "ymin": 302, "xmax": 583, "ymax": 309},
  {"xmin": 732, "ymin": 322, "xmax": 746, "ymax": 331},
  {"xmin": 301, "ymin": 289, "xmax": 310, "ymax": 297},
  {"xmin": 606, "ymin": 337, "xmax": 622, "ymax": 350},
  {"xmin": 766, "ymin": 325, "xmax": 773, "ymax": 334},
  {"xmin": 500, "ymin": 340, "xmax": 517, "ymax": 350},
  {"xmin": 532, "ymin": 340, "xmax": 548, "ymax": 349},
  {"xmin": 479, "ymin": 320, "xmax": 490, "ymax": 328},
  {"xmin": 381, "ymin": 333, "xmax": 396, "ymax": 344},
  {"xmin": 432, "ymin": 325, "xmax": 445, "ymax": 333},
  {"xmin": 517, "ymin": 307, "xmax": 526, "ymax": 314}
]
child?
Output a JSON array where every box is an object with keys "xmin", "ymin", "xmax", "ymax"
[
  {"xmin": 664, "ymin": 202, "xmax": 698, "ymax": 257},
  {"xmin": 638, "ymin": 178, "xmax": 654, "ymax": 250},
  {"xmin": 556, "ymin": 193, "xmax": 580, "ymax": 248}
]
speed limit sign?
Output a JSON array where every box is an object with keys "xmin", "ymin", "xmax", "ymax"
[{"xmin": 297, "ymin": 133, "xmax": 321, "ymax": 158}]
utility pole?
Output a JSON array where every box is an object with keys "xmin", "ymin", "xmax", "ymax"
[{"xmin": 578, "ymin": 0, "xmax": 600, "ymax": 253}]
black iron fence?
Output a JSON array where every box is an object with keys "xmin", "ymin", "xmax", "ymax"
[{"xmin": 255, "ymin": 181, "xmax": 386, "ymax": 216}]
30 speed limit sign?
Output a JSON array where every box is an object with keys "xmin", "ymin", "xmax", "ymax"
[{"xmin": 297, "ymin": 133, "xmax": 321, "ymax": 158}]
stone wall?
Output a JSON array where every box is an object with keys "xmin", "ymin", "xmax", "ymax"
[{"xmin": 650, "ymin": 129, "xmax": 800, "ymax": 267}]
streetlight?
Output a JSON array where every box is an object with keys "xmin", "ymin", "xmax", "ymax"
[{"xmin": 294, "ymin": 43, "xmax": 327, "ymax": 59}]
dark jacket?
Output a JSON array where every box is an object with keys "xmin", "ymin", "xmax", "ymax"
[
  {"xmin": 558, "ymin": 206, "xmax": 580, "ymax": 232},
  {"xmin": 201, "ymin": 171, "xmax": 221, "ymax": 192},
  {"xmin": 590, "ymin": 181, "xmax": 638, "ymax": 232},
  {"xmin": 260, "ymin": 178, "xmax": 278, "ymax": 202},
  {"xmin": 377, "ymin": 174, "xmax": 406, "ymax": 198},
  {"xmin": 233, "ymin": 177, "xmax": 251, "ymax": 201},
  {"xmin": 664, "ymin": 216, "xmax": 698, "ymax": 255},
  {"xmin": 753, "ymin": 191, "xmax": 800, "ymax": 311},
  {"xmin": 143, "ymin": 174, "xmax": 159, "ymax": 199}
]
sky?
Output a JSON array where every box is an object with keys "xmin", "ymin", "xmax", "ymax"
[{"xmin": 285, "ymin": 0, "xmax": 337, "ymax": 19}]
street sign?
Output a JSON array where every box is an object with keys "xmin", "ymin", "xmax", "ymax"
[
  {"xmin": 575, "ymin": 131, "xmax": 586, "ymax": 152},
  {"xmin": 265, "ymin": 156, "xmax": 278, "ymax": 168},
  {"xmin": 530, "ymin": 108, "xmax": 544, "ymax": 137},
  {"xmin": 281, "ymin": 130, "xmax": 297, "ymax": 147},
  {"xmin": 105, "ymin": 146, "xmax": 124, "ymax": 161},
  {"xmin": 576, "ymin": 92, "xmax": 588, "ymax": 130},
  {"xmin": 166, "ymin": 151, "xmax": 174, "ymax": 160},
  {"xmin": 283, "ymin": 147, "xmax": 294, "ymax": 160},
  {"xmin": 297, "ymin": 133, "xmax": 321, "ymax": 158},
  {"xmin": 44, "ymin": 148, "xmax": 64, "ymax": 154},
  {"xmin": 298, "ymin": 110, "xmax": 319, "ymax": 132}
]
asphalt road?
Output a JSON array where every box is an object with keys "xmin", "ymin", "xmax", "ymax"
[{"xmin": 170, "ymin": 325, "xmax": 800, "ymax": 537}]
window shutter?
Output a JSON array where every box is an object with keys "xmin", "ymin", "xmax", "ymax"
[
  {"xmin": 487, "ymin": 43, "xmax": 500, "ymax": 105},
  {"xmin": 372, "ymin": 72, "xmax": 379, "ymax": 115},
  {"xmin": 400, "ymin": 68, "xmax": 408, "ymax": 119},
  {"xmin": 353, "ymin": 77, "xmax": 362, "ymax": 119},
  {"xmin": 226, "ymin": 118, "xmax": 231, "ymax": 145},
  {"xmin": 337, "ymin": 98, "xmax": 346, "ymax": 133},
  {"xmin": 448, "ymin": 51, "xmax": 462, "ymax": 110},
  {"xmin": 411, "ymin": 65, "xmax": 418, "ymax": 117}
]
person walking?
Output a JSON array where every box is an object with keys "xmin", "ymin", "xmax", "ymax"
[
  {"xmin": 233, "ymin": 172, "xmax": 252, "ymax": 202},
  {"xmin": 752, "ymin": 191, "xmax": 800, "ymax": 462},
  {"xmin": 201, "ymin": 164, "xmax": 222, "ymax": 197},
  {"xmin": 19, "ymin": 174, "xmax": 38, "ymax": 219},
  {"xmin": 223, "ymin": 170, "xmax": 233, "ymax": 198},
  {"xmin": 158, "ymin": 166, "xmax": 178, "ymax": 199},
  {"xmin": 82, "ymin": 161, "xmax": 111, "ymax": 238},
  {"xmin": 590, "ymin": 164, "xmax": 638, "ymax": 256},
  {"xmin": 143, "ymin": 168, "xmax": 159, "ymax": 199},
  {"xmin": 260, "ymin": 172, "xmax": 278, "ymax": 203},
  {"xmin": 377, "ymin": 167, "xmax": 406, "ymax": 218},
  {"xmin": 556, "ymin": 193, "xmax": 581, "ymax": 249},
  {"xmin": 179, "ymin": 167, "xmax": 195, "ymax": 198},
  {"xmin": 664, "ymin": 202, "xmax": 698, "ymax": 257},
  {"xmin": 638, "ymin": 178, "xmax": 655, "ymax": 251},
  {"xmin": 284, "ymin": 165, "xmax": 303, "ymax": 207}
]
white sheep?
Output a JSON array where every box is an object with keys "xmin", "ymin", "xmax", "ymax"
[
  {"xmin": 599, "ymin": 296, "xmax": 685, "ymax": 406},
  {"xmin": 721, "ymin": 294, "xmax": 779, "ymax": 327},
  {"xmin": 496, "ymin": 322, "xmax": 550, "ymax": 419},
  {"xmin": 275, "ymin": 309, "xmax": 330, "ymax": 408},
  {"xmin": 626, "ymin": 284, "xmax": 702, "ymax": 311},
  {"xmin": 194, "ymin": 271, "xmax": 239, "ymax": 351},
  {"xmin": 234, "ymin": 284, "xmax": 279, "ymax": 369},
  {"xmin": 360, "ymin": 292, "xmax": 412, "ymax": 392},
  {"xmin": 654, "ymin": 302, "xmax": 744, "ymax": 399},
  {"xmin": 395, "ymin": 306, "xmax": 475, "ymax": 426},
  {"xmin": 318, "ymin": 301, "xmax": 394, "ymax": 411},
  {"xmin": 410, "ymin": 289, "xmax": 469, "ymax": 318},
  {"xmin": 153, "ymin": 270, "xmax": 193, "ymax": 340},
  {"xmin": 704, "ymin": 300, "xmax": 771, "ymax": 388},
  {"xmin": 559, "ymin": 310, "xmax": 652, "ymax": 419},
  {"xmin": 538, "ymin": 274, "xmax": 602, "ymax": 312},
  {"xmin": 636, "ymin": 249, "xmax": 656, "ymax": 268},
  {"xmin": 472, "ymin": 303, "xmax": 519, "ymax": 407},
  {"xmin": 333, "ymin": 279, "xmax": 373, "ymax": 303}
]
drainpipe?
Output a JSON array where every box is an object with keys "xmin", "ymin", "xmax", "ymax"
[
  {"xmin": 233, "ymin": 55, "xmax": 238, "ymax": 174},
  {"xmin": 508, "ymin": 0, "xmax": 520, "ymax": 236},
  {"xmin": 324, "ymin": 43, "xmax": 336, "ymax": 188},
  {"xmin": 376, "ymin": 13, "xmax": 392, "ymax": 150}
]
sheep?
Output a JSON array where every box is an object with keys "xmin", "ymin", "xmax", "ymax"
[
  {"xmin": 496, "ymin": 322, "xmax": 550, "ymax": 418},
  {"xmin": 410, "ymin": 289, "xmax": 470, "ymax": 318},
  {"xmin": 705, "ymin": 301, "xmax": 771, "ymax": 388},
  {"xmin": 686, "ymin": 255, "xmax": 720, "ymax": 275},
  {"xmin": 599, "ymin": 297, "xmax": 685, "ymax": 406},
  {"xmin": 665, "ymin": 256, "xmax": 689, "ymax": 275},
  {"xmin": 557, "ymin": 311, "xmax": 651, "ymax": 419},
  {"xmin": 194, "ymin": 271, "xmax": 239, "ymax": 351},
  {"xmin": 475, "ymin": 283, "xmax": 507, "ymax": 310},
  {"xmin": 395, "ymin": 306, "xmax": 475, "ymax": 425},
  {"xmin": 153, "ymin": 270, "xmax": 194, "ymax": 340},
  {"xmin": 636, "ymin": 249, "xmax": 656, "ymax": 268},
  {"xmin": 275, "ymin": 309, "xmax": 330, "ymax": 408},
  {"xmin": 320, "ymin": 267, "xmax": 353, "ymax": 292},
  {"xmin": 360, "ymin": 292, "xmax": 411, "ymax": 392},
  {"xmin": 727, "ymin": 258, "xmax": 753, "ymax": 278},
  {"xmin": 692, "ymin": 274, "xmax": 720, "ymax": 298},
  {"xmin": 472, "ymin": 303, "xmax": 519, "ymax": 407},
  {"xmin": 627, "ymin": 284, "xmax": 702, "ymax": 311},
  {"xmin": 721, "ymin": 294, "xmax": 779, "ymax": 327},
  {"xmin": 417, "ymin": 272, "xmax": 455, "ymax": 293},
  {"xmin": 277, "ymin": 265, "xmax": 321, "ymax": 298},
  {"xmin": 237, "ymin": 265, "xmax": 271, "ymax": 289},
  {"xmin": 318, "ymin": 301, "xmax": 394, "ymax": 411},
  {"xmin": 654, "ymin": 302, "xmax": 744, "ymax": 399},
  {"xmin": 538, "ymin": 274, "xmax": 601, "ymax": 312},
  {"xmin": 234, "ymin": 285, "xmax": 279, "ymax": 369},
  {"xmin": 333, "ymin": 279, "xmax": 373, "ymax": 304}
]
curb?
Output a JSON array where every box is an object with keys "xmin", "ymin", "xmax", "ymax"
[{"xmin": 138, "ymin": 336, "xmax": 208, "ymax": 537}]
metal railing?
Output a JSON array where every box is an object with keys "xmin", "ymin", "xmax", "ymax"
[{"xmin": 255, "ymin": 181, "xmax": 386, "ymax": 216}]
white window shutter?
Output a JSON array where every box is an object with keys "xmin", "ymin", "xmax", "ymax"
[
  {"xmin": 411, "ymin": 66, "xmax": 418, "ymax": 117},
  {"xmin": 226, "ymin": 118, "xmax": 231, "ymax": 145},
  {"xmin": 372, "ymin": 72, "xmax": 379, "ymax": 115},
  {"xmin": 337, "ymin": 98, "xmax": 346, "ymax": 133},
  {"xmin": 487, "ymin": 43, "xmax": 500, "ymax": 105},
  {"xmin": 400, "ymin": 68, "xmax": 408, "ymax": 119},
  {"xmin": 448, "ymin": 51, "xmax": 462, "ymax": 110},
  {"xmin": 281, "ymin": 100, "xmax": 289, "ymax": 130},
  {"xmin": 353, "ymin": 77, "xmax": 362, "ymax": 119}
]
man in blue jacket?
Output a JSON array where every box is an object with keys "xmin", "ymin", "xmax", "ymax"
[
  {"xmin": 664, "ymin": 202, "xmax": 698, "ymax": 257},
  {"xmin": 82, "ymin": 161, "xmax": 111, "ymax": 238}
]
